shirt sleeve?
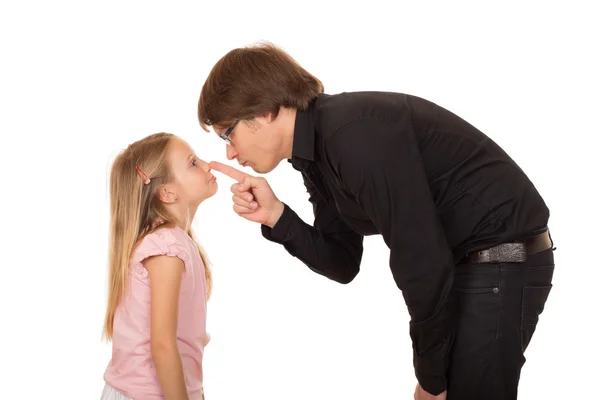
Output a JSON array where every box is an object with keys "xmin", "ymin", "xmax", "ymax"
[
  {"xmin": 261, "ymin": 167, "xmax": 364, "ymax": 284},
  {"xmin": 325, "ymin": 118, "xmax": 456, "ymax": 396}
]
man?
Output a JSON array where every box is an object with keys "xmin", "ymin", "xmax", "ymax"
[{"xmin": 197, "ymin": 42, "xmax": 555, "ymax": 400}]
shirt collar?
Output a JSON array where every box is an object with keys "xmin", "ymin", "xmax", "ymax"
[{"xmin": 291, "ymin": 98, "xmax": 317, "ymax": 162}]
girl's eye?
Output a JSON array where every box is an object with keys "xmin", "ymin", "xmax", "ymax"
[{"xmin": 191, "ymin": 159, "xmax": 197, "ymax": 167}]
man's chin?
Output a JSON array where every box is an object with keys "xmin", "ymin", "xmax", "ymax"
[
  {"xmin": 251, "ymin": 165, "xmax": 276, "ymax": 175},
  {"xmin": 251, "ymin": 159, "xmax": 282, "ymax": 174}
]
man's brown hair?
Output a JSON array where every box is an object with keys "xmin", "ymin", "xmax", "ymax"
[{"xmin": 198, "ymin": 41, "xmax": 324, "ymax": 131}]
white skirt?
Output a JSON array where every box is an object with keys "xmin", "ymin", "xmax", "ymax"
[
  {"xmin": 100, "ymin": 384, "xmax": 204, "ymax": 400},
  {"xmin": 100, "ymin": 385, "xmax": 132, "ymax": 400}
]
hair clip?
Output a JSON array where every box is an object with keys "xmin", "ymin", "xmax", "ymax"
[{"xmin": 135, "ymin": 166, "xmax": 151, "ymax": 185}]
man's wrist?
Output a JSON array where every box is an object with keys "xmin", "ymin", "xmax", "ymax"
[{"xmin": 266, "ymin": 201, "xmax": 285, "ymax": 228}]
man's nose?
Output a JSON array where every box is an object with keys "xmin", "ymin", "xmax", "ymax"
[{"xmin": 226, "ymin": 144, "xmax": 236, "ymax": 160}]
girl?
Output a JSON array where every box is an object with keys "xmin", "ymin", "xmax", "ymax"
[{"xmin": 101, "ymin": 132, "xmax": 217, "ymax": 400}]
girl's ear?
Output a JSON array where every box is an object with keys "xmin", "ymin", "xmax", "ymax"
[{"xmin": 157, "ymin": 184, "xmax": 178, "ymax": 203}]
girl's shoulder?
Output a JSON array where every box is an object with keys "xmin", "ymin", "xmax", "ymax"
[{"xmin": 131, "ymin": 226, "xmax": 195, "ymax": 275}]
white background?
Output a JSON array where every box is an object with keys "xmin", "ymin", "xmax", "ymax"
[{"xmin": 1, "ymin": 1, "xmax": 598, "ymax": 399}]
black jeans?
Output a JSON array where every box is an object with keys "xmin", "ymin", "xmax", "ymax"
[{"xmin": 446, "ymin": 247, "xmax": 555, "ymax": 400}]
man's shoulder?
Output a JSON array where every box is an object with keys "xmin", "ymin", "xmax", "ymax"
[
  {"xmin": 313, "ymin": 91, "xmax": 411, "ymax": 135},
  {"xmin": 315, "ymin": 91, "xmax": 409, "ymax": 112}
]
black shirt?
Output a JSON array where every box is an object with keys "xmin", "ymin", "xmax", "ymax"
[{"xmin": 261, "ymin": 91, "xmax": 549, "ymax": 394}]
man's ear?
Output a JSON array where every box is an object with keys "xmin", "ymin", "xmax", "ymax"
[
  {"xmin": 157, "ymin": 184, "xmax": 178, "ymax": 203},
  {"xmin": 256, "ymin": 111, "xmax": 275, "ymax": 124},
  {"xmin": 265, "ymin": 110, "xmax": 277, "ymax": 123}
]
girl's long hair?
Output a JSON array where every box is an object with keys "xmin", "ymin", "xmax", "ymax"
[{"xmin": 103, "ymin": 132, "xmax": 212, "ymax": 342}]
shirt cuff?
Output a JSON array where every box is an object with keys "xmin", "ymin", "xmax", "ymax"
[
  {"xmin": 410, "ymin": 292, "xmax": 457, "ymax": 395},
  {"xmin": 261, "ymin": 203, "xmax": 296, "ymax": 243},
  {"xmin": 412, "ymin": 340, "xmax": 451, "ymax": 395}
]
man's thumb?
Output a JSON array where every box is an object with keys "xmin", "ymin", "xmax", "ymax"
[{"xmin": 242, "ymin": 175, "xmax": 259, "ymax": 190}]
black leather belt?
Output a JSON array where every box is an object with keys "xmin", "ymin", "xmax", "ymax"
[{"xmin": 461, "ymin": 230, "xmax": 552, "ymax": 264}]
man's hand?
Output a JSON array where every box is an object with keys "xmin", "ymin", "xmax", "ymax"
[
  {"xmin": 414, "ymin": 384, "xmax": 447, "ymax": 400},
  {"xmin": 209, "ymin": 161, "xmax": 284, "ymax": 228}
]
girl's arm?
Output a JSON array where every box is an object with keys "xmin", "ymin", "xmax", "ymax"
[{"xmin": 145, "ymin": 255, "xmax": 189, "ymax": 400}]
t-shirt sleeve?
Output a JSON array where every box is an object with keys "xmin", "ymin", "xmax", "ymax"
[{"xmin": 131, "ymin": 228, "xmax": 191, "ymax": 278}]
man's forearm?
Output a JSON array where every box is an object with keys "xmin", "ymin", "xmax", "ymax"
[{"xmin": 262, "ymin": 203, "xmax": 363, "ymax": 284}]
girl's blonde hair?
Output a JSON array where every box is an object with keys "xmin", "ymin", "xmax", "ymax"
[{"xmin": 103, "ymin": 132, "xmax": 212, "ymax": 342}]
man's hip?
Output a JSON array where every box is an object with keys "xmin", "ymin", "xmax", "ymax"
[{"xmin": 447, "ymin": 232, "xmax": 555, "ymax": 400}]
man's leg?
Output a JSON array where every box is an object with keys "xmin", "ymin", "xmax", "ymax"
[{"xmin": 446, "ymin": 248, "xmax": 554, "ymax": 400}]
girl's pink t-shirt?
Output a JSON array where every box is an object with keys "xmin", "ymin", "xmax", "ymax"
[{"xmin": 104, "ymin": 226, "xmax": 210, "ymax": 399}]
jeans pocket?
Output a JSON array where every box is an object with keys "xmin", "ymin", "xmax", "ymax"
[
  {"xmin": 520, "ymin": 285, "xmax": 552, "ymax": 352},
  {"xmin": 452, "ymin": 286, "xmax": 500, "ymax": 346}
]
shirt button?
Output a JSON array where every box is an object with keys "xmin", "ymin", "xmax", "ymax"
[{"xmin": 492, "ymin": 287, "xmax": 499, "ymax": 294}]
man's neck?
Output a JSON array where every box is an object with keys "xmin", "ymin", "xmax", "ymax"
[{"xmin": 280, "ymin": 107, "xmax": 297, "ymax": 160}]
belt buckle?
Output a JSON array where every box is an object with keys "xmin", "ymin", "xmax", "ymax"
[{"xmin": 495, "ymin": 242, "xmax": 527, "ymax": 263}]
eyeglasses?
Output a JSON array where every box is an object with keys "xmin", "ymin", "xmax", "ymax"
[{"xmin": 219, "ymin": 119, "xmax": 240, "ymax": 145}]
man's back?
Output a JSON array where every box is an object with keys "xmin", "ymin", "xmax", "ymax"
[
  {"xmin": 405, "ymin": 94, "xmax": 549, "ymax": 258},
  {"xmin": 315, "ymin": 91, "xmax": 550, "ymax": 260}
]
